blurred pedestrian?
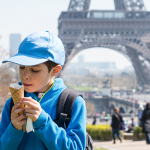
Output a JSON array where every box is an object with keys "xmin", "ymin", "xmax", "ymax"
[
  {"xmin": 111, "ymin": 107, "xmax": 123, "ymax": 144},
  {"xmin": 102, "ymin": 111, "xmax": 106, "ymax": 117},
  {"xmin": 140, "ymin": 103, "xmax": 150, "ymax": 144},
  {"xmin": 127, "ymin": 118, "xmax": 135, "ymax": 133},
  {"xmin": 92, "ymin": 115, "xmax": 97, "ymax": 125}
]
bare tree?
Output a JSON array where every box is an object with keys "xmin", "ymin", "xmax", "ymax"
[{"xmin": 0, "ymin": 44, "xmax": 12, "ymax": 105}]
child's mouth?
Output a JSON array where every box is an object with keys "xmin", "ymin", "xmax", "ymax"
[{"xmin": 23, "ymin": 83, "xmax": 32, "ymax": 87}]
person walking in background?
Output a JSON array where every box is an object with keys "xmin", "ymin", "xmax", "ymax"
[
  {"xmin": 127, "ymin": 118, "xmax": 135, "ymax": 133},
  {"xmin": 140, "ymin": 103, "xmax": 150, "ymax": 145},
  {"xmin": 111, "ymin": 107, "xmax": 123, "ymax": 144},
  {"xmin": 92, "ymin": 115, "xmax": 97, "ymax": 125}
]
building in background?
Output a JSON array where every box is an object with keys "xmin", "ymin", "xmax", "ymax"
[
  {"xmin": 10, "ymin": 34, "xmax": 21, "ymax": 56},
  {"xmin": 78, "ymin": 55, "xmax": 85, "ymax": 63},
  {"xmin": 65, "ymin": 61, "xmax": 117, "ymax": 77}
]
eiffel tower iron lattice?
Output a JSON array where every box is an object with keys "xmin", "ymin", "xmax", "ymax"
[{"xmin": 58, "ymin": 0, "xmax": 150, "ymax": 86}]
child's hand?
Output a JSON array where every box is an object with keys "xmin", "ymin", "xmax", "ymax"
[
  {"xmin": 20, "ymin": 97, "xmax": 42, "ymax": 122},
  {"xmin": 11, "ymin": 103, "xmax": 27, "ymax": 130}
]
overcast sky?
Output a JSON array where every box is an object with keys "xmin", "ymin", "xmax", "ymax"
[{"xmin": 0, "ymin": 0, "xmax": 150, "ymax": 69}]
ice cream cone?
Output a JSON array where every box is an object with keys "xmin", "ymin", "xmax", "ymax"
[{"xmin": 9, "ymin": 84, "xmax": 26, "ymax": 132}]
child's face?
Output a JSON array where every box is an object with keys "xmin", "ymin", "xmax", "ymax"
[{"xmin": 19, "ymin": 63, "xmax": 53, "ymax": 93}]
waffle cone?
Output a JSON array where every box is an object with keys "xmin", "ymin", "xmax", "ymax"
[
  {"xmin": 9, "ymin": 86, "xmax": 25, "ymax": 132},
  {"xmin": 9, "ymin": 86, "xmax": 24, "ymax": 104}
]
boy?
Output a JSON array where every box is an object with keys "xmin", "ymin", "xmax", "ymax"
[{"xmin": 0, "ymin": 31, "xmax": 86, "ymax": 150}]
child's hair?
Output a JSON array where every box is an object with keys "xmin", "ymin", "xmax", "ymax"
[{"xmin": 44, "ymin": 61, "xmax": 58, "ymax": 73}]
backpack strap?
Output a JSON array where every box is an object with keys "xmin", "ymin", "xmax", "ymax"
[
  {"xmin": 10, "ymin": 90, "xmax": 27, "ymax": 116},
  {"xmin": 56, "ymin": 88, "xmax": 73, "ymax": 119},
  {"xmin": 54, "ymin": 88, "xmax": 82, "ymax": 129},
  {"xmin": 56, "ymin": 88, "xmax": 82, "ymax": 119}
]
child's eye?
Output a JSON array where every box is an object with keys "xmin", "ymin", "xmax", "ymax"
[
  {"xmin": 32, "ymin": 69, "xmax": 39, "ymax": 73},
  {"xmin": 20, "ymin": 66, "xmax": 25, "ymax": 69}
]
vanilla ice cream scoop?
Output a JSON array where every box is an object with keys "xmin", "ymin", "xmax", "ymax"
[{"xmin": 9, "ymin": 83, "xmax": 23, "ymax": 90}]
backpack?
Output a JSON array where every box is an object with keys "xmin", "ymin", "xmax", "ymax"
[{"xmin": 10, "ymin": 88, "xmax": 94, "ymax": 150}]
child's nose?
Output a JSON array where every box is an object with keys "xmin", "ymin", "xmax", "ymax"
[{"xmin": 23, "ymin": 70, "xmax": 30, "ymax": 80}]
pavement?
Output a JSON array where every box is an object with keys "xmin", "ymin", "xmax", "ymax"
[{"xmin": 93, "ymin": 140, "xmax": 150, "ymax": 150}]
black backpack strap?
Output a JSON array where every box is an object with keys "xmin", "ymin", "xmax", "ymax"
[
  {"xmin": 57, "ymin": 113, "xmax": 68, "ymax": 129},
  {"xmin": 54, "ymin": 88, "xmax": 82, "ymax": 129},
  {"xmin": 56, "ymin": 88, "xmax": 73, "ymax": 119},
  {"xmin": 10, "ymin": 90, "xmax": 27, "ymax": 116},
  {"xmin": 64, "ymin": 89, "xmax": 81, "ymax": 118}
]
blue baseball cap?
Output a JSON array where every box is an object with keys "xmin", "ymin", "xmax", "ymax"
[{"xmin": 2, "ymin": 31, "xmax": 65, "ymax": 66}]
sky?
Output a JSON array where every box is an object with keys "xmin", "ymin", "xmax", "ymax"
[{"xmin": 0, "ymin": 0, "xmax": 150, "ymax": 69}]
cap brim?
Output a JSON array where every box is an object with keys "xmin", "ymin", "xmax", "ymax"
[{"xmin": 2, "ymin": 54, "xmax": 47, "ymax": 66}]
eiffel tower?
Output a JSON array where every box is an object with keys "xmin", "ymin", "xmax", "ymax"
[{"xmin": 58, "ymin": 0, "xmax": 150, "ymax": 86}]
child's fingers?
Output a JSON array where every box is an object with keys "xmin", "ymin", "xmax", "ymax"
[
  {"xmin": 21, "ymin": 97, "xmax": 38, "ymax": 104},
  {"xmin": 11, "ymin": 114, "xmax": 27, "ymax": 130},
  {"xmin": 20, "ymin": 97, "xmax": 42, "ymax": 122},
  {"xmin": 18, "ymin": 119, "xmax": 27, "ymax": 127},
  {"xmin": 14, "ymin": 114, "xmax": 26, "ymax": 123},
  {"xmin": 24, "ymin": 104, "xmax": 42, "ymax": 122},
  {"xmin": 11, "ymin": 103, "xmax": 22, "ymax": 112},
  {"xmin": 11, "ymin": 103, "xmax": 25, "ymax": 118},
  {"xmin": 25, "ymin": 108, "xmax": 37, "ymax": 114},
  {"xmin": 11, "ymin": 107, "xmax": 25, "ymax": 121},
  {"xmin": 13, "ymin": 107, "xmax": 24, "ymax": 115},
  {"xmin": 25, "ymin": 112, "xmax": 39, "ymax": 122},
  {"xmin": 20, "ymin": 100, "xmax": 40, "ymax": 110}
]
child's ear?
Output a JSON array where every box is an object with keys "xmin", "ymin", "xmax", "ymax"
[{"xmin": 51, "ymin": 65, "xmax": 62, "ymax": 76}]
